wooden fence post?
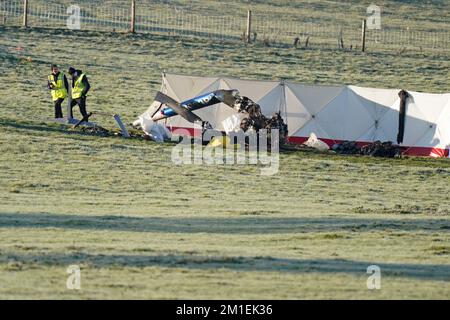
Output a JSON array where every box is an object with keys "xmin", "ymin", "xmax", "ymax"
[
  {"xmin": 246, "ymin": 10, "xmax": 252, "ymax": 43},
  {"xmin": 361, "ymin": 19, "xmax": 367, "ymax": 52},
  {"xmin": 130, "ymin": 0, "xmax": 136, "ymax": 33},
  {"xmin": 23, "ymin": 0, "xmax": 28, "ymax": 28},
  {"xmin": 338, "ymin": 28, "xmax": 344, "ymax": 49}
]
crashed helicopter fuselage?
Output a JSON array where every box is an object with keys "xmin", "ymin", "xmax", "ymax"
[{"xmin": 150, "ymin": 89, "xmax": 288, "ymax": 143}]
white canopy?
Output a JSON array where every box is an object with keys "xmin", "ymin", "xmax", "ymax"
[{"xmin": 141, "ymin": 73, "xmax": 450, "ymax": 157}]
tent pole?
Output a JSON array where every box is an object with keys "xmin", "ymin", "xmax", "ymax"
[
  {"xmin": 280, "ymin": 79, "xmax": 287, "ymax": 123},
  {"xmin": 162, "ymin": 71, "xmax": 166, "ymax": 92}
]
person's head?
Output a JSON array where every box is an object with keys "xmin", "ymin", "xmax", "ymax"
[
  {"xmin": 68, "ymin": 67, "xmax": 76, "ymax": 77},
  {"xmin": 51, "ymin": 64, "xmax": 59, "ymax": 75}
]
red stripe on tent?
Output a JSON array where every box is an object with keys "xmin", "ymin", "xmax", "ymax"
[
  {"xmin": 287, "ymin": 137, "xmax": 449, "ymax": 158},
  {"xmin": 168, "ymin": 127, "xmax": 449, "ymax": 158},
  {"xmin": 404, "ymin": 147, "xmax": 449, "ymax": 158},
  {"xmin": 288, "ymin": 137, "xmax": 449, "ymax": 158}
]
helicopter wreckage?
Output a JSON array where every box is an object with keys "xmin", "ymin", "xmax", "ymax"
[{"xmin": 133, "ymin": 89, "xmax": 289, "ymax": 147}]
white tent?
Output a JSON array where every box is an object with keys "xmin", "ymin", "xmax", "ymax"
[{"xmin": 141, "ymin": 73, "xmax": 450, "ymax": 157}]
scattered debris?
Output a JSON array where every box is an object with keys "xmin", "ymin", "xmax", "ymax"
[
  {"xmin": 332, "ymin": 141, "xmax": 359, "ymax": 154},
  {"xmin": 332, "ymin": 140, "xmax": 403, "ymax": 158},
  {"xmin": 73, "ymin": 111, "xmax": 130, "ymax": 137},
  {"xmin": 280, "ymin": 143, "xmax": 322, "ymax": 153},
  {"xmin": 303, "ymin": 133, "xmax": 330, "ymax": 151},
  {"xmin": 134, "ymin": 112, "xmax": 172, "ymax": 143},
  {"xmin": 80, "ymin": 126, "xmax": 111, "ymax": 136},
  {"xmin": 360, "ymin": 141, "xmax": 403, "ymax": 158}
]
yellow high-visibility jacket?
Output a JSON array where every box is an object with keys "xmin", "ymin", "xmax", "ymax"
[
  {"xmin": 72, "ymin": 74, "xmax": 87, "ymax": 99},
  {"xmin": 48, "ymin": 73, "xmax": 68, "ymax": 101}
]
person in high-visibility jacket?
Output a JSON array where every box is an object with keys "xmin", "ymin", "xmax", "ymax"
[
  {"xmin": 68, "ymin": 67, "xmax": 91, "ymax": 118},
  {"xmin": 47, "ymin": 64, "xmax": 68, "ymax": 118}
]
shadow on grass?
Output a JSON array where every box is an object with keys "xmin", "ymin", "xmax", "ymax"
[
  {"xmin": 0, "ymin": 212, "xmax": 449, "ymax": 234},
  {"xmin": 0, "ymin": 118, "xmax": 67, "ymax": 135},
  {"xmin": 0, "ymin": 118, "xmax": 118, "ymax": 139},
  {"xmin": 2, "ymin": 251, "xmax": 449, "ymax": 281}
]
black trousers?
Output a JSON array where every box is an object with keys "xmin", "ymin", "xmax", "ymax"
[
  {"xmin": 70, "ymin": 97, "xmax": 88, "ymax": 118},
  {"xmin": 54, "ymin": 98, "xmax": 65, "ymax": 118}
]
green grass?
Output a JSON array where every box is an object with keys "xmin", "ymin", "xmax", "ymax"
[
  {"xmin": 0, "ymin": 119, "xmax": 449, "ymax": 299},
  {"xmin": 0, "ymin": 0, "xmax": 449, "ymax": 299}
]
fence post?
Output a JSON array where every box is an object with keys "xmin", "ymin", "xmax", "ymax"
[
  {"xmin": 130, "ymin": 0, "xmax": 136, "ymax": 33},
  {"xmin": 361, "ymin": 19, "xmax": 367, "ymax": 52},
  {"xmin": 246, "ymin": 10, "xmax": 252, "ymax": 43},
  {"xmin": 23, "ymin": 0, "xmax": 28, "ymax": 28},
  {"xmin": 338, "ymin": 28, "xmax": 344, "ymax": 49}
]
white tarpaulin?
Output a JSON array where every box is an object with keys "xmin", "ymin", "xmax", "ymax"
[{"xmin": 139, "ymin": 73, "xmax": 450, "ymax": 157}]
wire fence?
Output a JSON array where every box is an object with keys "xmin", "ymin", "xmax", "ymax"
[{"xmin": 1, "ymin": 0, "xmax": 449, "ymax": 53}]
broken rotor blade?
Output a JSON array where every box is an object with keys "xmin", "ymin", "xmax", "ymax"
[
  {"xmin": 155, "ymin": 91, "xmax": 204, "ymax": 124},
  {"xmin": 214, "ymin": 89, "xmax": 240, "ymax": 107},
  {"xmin": 153, "ymin": 90, "xmax": 240, "ymax": 122},
  {"xmin": 150, "ymin": 103, "xmax": 164, "ymax": 119},
  {"xmin": 73, "ymin": 112, "xmax": 93, "ymax": 128}
]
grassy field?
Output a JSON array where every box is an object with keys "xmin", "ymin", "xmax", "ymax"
[
  {"xmin": 2, "ymin": 0, "xmax": 450, "ymax": 51},
  {"xmin": 0, "ymin": 0, "xmax": 449, "ymax": 300}
]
